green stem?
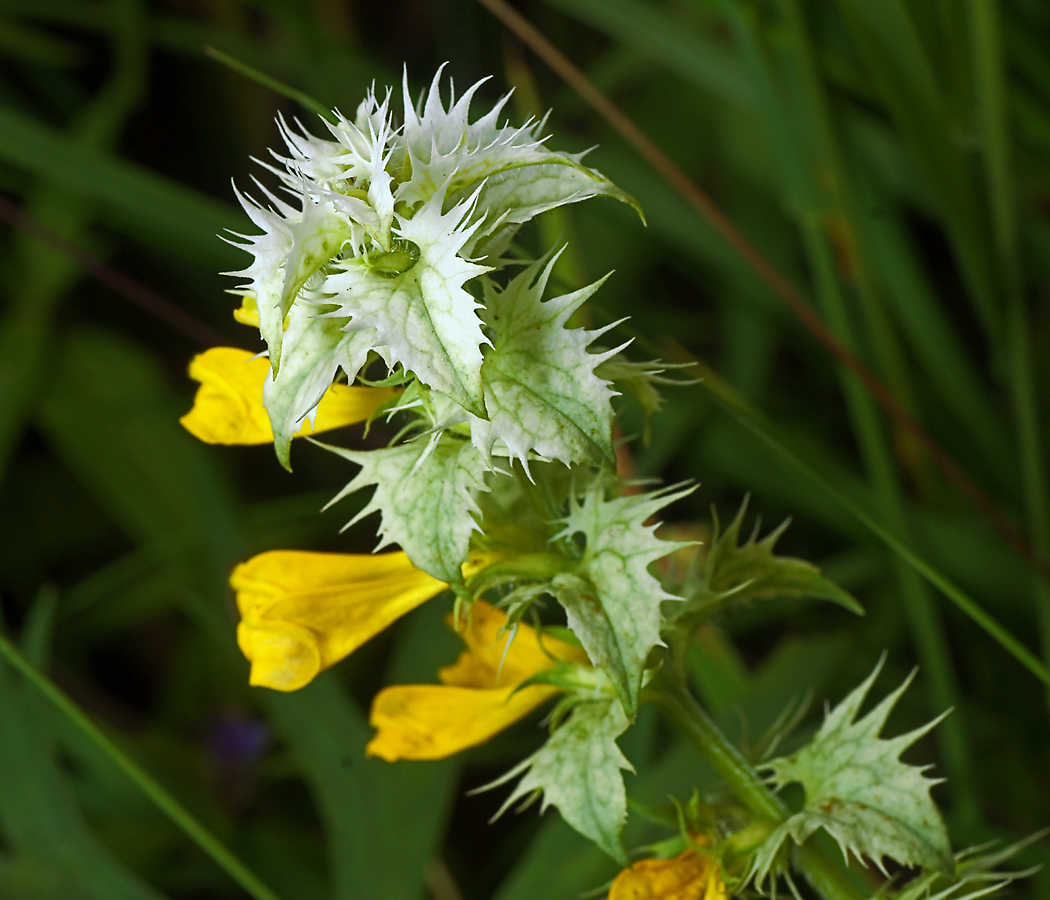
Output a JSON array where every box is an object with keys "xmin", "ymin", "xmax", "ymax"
[
  {"xmin": 776, "ymin": 0, "xmax": 977, "ymax": 823},
  {"xmin": 701, "ymin": 374, "xmax": 1050, "ymax": 686},
  {"xmin": 0, "ymin": 630, "xmax": 285, "ymax": 900},
  {"xmin": 801, "ymin": 222, "xmax": 977, "ymax": 825},
  {"xmin": 1005, "ymin": 298, "xmax": 1050, "ymax": 705},
  {"xmin": 649, "ymin": 674, "xmax": 866, "ymax": 900},
  {"xmin": 204, "ymin": 45, "xmax": 334, "ymax": 122},
  {"xmin": 970, "ymin": 0, "xmax": 1050, "ymax": 707}
]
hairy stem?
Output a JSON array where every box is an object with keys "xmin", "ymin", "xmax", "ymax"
[{"xmin": 649, "ymin": 672, "xmax": 866, "ymax": 900}]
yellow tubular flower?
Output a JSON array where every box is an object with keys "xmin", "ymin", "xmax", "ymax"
[
  {"xmin": 607, "ymin": 849, "xmax": 727, "ymax": 900},
  {"xmin": 231, "ymin": 550, "xmax": 448, "ymax": 692},
  {"xmin": 179, "ymin": 346, "xmax": 397, "ymax": 445},
  {"xmin": 366, "ymin": 601, "xmax": 590, "ymax": 762},
  {"xmin": 233, "ymin": 295, "xmax": 260, "ymax": 328}
]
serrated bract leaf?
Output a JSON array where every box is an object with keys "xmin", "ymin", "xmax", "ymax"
[
  {"xmin": 262, "ymin": 299, "xmax": 377, "ymax": 469},
  {"xmin": 278, "ymin": 195, "xmax": 358, "ymax": 320},
  {"xmin": 551, "ymin": 483, "xmax": 694, "ymax": 716},
  {"xmin": 227, "ymin": 187, "xmax": 294, "ymax": 369},
  {"xmin": 491, "ymin": 698, "xmax": 633, "ymax": 863},
  {"xmin": 890, "ymin": 835, "xmax": 1045, "ymax": 900},
  {"xmin": 672, "ymin": 500, "xmax": 862, "ymax": 624},
  {"xmin": 397, "ymin": 66, "xmax": 643, "ymax": 245},
  {"xmin": 596, "ymin": 355, "xmax": 695, "ymax": 443},
  {"xmin": 755, "ymin": 660, "xmax": 952, "ymax": 883},
  {"xmin": 325, "ymin": 183, "xmax": 490, "ymax": 415},
  {"xmin": 324, "ymin": 435, "xmax": 486, "ymax": 583},
  {"xmin": 464, "ymin": 163, "xmax": 643, "ymax": 260},
  {"xmin": 227, "ymin": 184, "xmax": 372, "ymax": 372},
  {"xmin": 470, "ymin": 255, "xmax": 621, "ymax": 470},
  {"xmin": 227, "ymin": 69, "xmax": 637, "ymax": 395}
]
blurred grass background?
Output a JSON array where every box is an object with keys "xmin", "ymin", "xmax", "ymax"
[{"xmin": 0, "ymin": 0, "xmax": 1048, "ymax": 898}]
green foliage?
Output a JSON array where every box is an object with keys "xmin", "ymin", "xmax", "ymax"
[
  {"xmin": 324, "ymin": 435, "xmax": 487, "ymax": 583},
  {"xmin": 0, "ymin": 1, "xmax": 1048, "ymax": 899},
  {"xmin": 752, "ymin": 661, "xmax": 952, "ymax": 885},
  {"xmin": 885, "ymin": 835, "xmax": 1047, "ymax": 900},
  {"xmin": 552, "ymin": 482, "xmax": 693, "ymax": 717},
  {"xmin": 489, "ymin": 698, "xmax": 633, "ymax": 865},
  {"xmin": 473, "ymin": 255, "xmax": 619, "ymax": 470},
  {"xmin": 595, "ymin": 355, "xmax": 694, "ymax": 443},
  {"xmin": 670, "ymin": 499, "xmax": 864, "ymax": 626},
  {"xmin": 0, "ymin": 602, "xmax": 165, "ymax": 900}
]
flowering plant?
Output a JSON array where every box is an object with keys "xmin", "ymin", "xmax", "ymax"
[{"xmin": 181, "ymin": 69, "xmax": 1033, "ymax": 899}]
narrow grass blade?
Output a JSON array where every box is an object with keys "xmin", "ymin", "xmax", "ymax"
[
  {"xmin": 701, "ymin": 377, "xmax": 1050, "ymax": 687},
  {"xmin": 0, "ymin": 630, "xmax": 285, "ymax": 900},
  {"xmin": 204, "ymin": 46, "xmax": 334, "ymax": 122},
  {"xmin": 0, "ymin": 103, "xmax": 238, "ymax": 267},
  {"xmin": 541, "ymin": 0, "xmax": 754, "ymax": 105},
  {"xmin": 969, "ymin": 0, "xmax": 1050, "ymax": 701},
  {"xmin": 262, "ymin": 599, "xmax": 461, "ymax": 900},
  {"xmin": 0, "ymin": 620, "xmax": 167, "ymax": 900}
]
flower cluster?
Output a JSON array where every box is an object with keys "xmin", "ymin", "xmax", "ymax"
[
  {"xmin": 178, "ymin": 66, "xmax": 987, "ymax": 900},
  {"xmin": 181, "ymin": 68, "xmax": 694, "ymax": 865},
  {"xmin": 225, "ymin": 64, "xmax": 638, "ymax": 472}
]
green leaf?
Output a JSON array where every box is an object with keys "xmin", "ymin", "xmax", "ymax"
[
  {"xmin": 596, "ymin": 355, "xmax": 696, "ymax": 444},
  {"xmin": 326, "ymin": 185, "xmax": 490, "ymax": 415},
  {"xmin": 753, "ymin": 660, "xmax": 952, "ymax": 885},
  {"xmin": 0, "ymin": 103, "xmax": 238, "ymax": 268},
  {"xmin": 888, "ymin": 833, "xmax": 1046, "ymax": 900},
  {"xmin": 671, "ymin": 499, "xmax": 863, "ymax": 624},
  {"xmin": 540, "ymin": 0, "xmax": 754, "ymax": 106},
  {"xmin": 37, "ymin": 330, "xmax": 240, "ymax": 559},
  {"xmin": 551, "ymin": 483, "xmax": 693, "ymax": 716},
  {"xmin": 471, "ymin": 255, "xmax": 619, "ymax": 470},
  {"xmin": 324, "ymin": 434, "xmax": 486, "ymax": 582},
  {"xmin": 262, "ymin": 301, "xmax": 374, "ymax": 469},
  {"xmin": 0, "ymin": 647, "xmax": 168, "ymax": 900},
  {"xmin": 261, "ymin": 597, "xmax": 460, "ymax": 900},
  {"xmin": 490, "ymin": 698, "xmax": 633, "ymax": 864},
  {"xmin": 700, "ymin": 376, "xmax": 1050, "ymax": 686}
]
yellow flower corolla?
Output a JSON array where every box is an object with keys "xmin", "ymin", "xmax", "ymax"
[
  {"xmin": 231, "ymin": 550, "xmax": 449, "ymax": 692},
  {"xmin": 366, "ymin": 601, "xmax": 590, "ymax": 762},
  {"xmin": 233, "ymin": 295, "xmax": 260, "ymax": 328},
  {"xmin": 607, "ymin": 849, "xmax": 727, "ymax": 900},
  {"xmin": 179, "ymin": 346, "xmax": 397, "ymax": 445}
]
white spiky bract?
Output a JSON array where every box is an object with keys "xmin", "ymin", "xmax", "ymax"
[
  {"xmin": 748, "ymin": 660, "xmax": 953, "ymax": 888},
  {"xmin": 226, "ymin": 186, "xmax": 295, "ymax": 369},
  {"xmin": 469, "ymin": 253, "xmax": 625, "ymax": 472},
  {"xmin": 226, "ymin": 66, "xmax": 639, "ymax": 466},
  {"xmin": 325, "ymin": 182, "xmax": 491, "ymax": 416},
  {"xmin": 396, "ymin": 65, "xmax": 641, "ymax": 241},
  {"xmin": 323, "ymin": 435, "xmax": 487, "ymax": 584},
  {"xmin": 550, "ymin": 482, "xmax": 695, "ymax": 717},
  {"xmin": 486, "ymin": 698, "xmax": 633, "ymax": 865}
]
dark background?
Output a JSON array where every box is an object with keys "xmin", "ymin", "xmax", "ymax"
[{"xmin": 0, "ymin": 0, "xmax": 1048, "ymax": 898}]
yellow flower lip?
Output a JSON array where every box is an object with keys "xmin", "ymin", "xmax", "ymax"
[
  {"xmin": 179, "ymin": 346, "xmax": 397, "ymax": 445},
  {"xmin": 606, "ymin": 848, "xmax": 727, "ymax": 900},
  {"xmin": 233, "ymin": 295, "xmax": 260, "ymax": 328},
  {"xmin": 365, "ymin": 601, "xmax": 590, "ymax": 762},
  {"xmin": 232, "ymin": 549, "xmax": 449, "ymax": 692}
]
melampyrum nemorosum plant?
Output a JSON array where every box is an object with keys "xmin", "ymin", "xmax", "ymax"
[{"xmin": 180, "ymin": 67, "xmax": 1036, "ymax": 900}]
